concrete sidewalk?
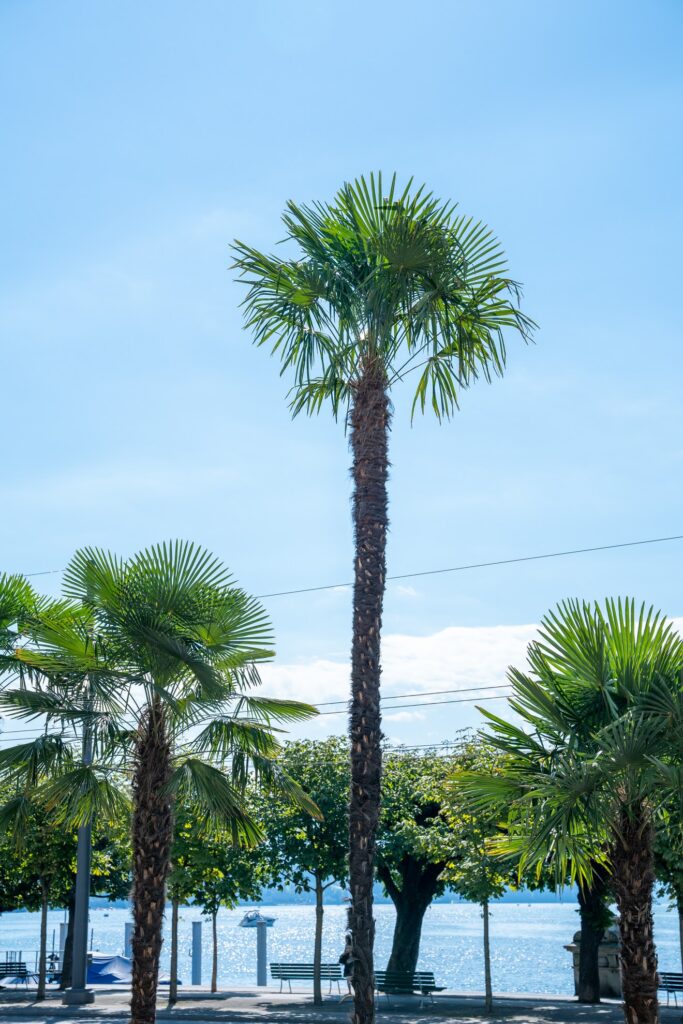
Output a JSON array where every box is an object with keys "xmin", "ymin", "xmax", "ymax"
[{"xmin": 0, "ymin": 987, "xmax": 679, "ymax": 1023}]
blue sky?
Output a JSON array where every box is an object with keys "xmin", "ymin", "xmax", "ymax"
[{"xmin": 2, "ymin": 0, "xmax": 682, "ymax": 743}]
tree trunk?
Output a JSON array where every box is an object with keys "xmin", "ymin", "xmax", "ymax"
[
  {"xmin": 577, "ymin": 868, "xmax": 609, "ymax": 1004},
  {"xmin": 380, "ymin": 859, "xmax": 443, "ymax": 977},
  {"xmin": 168, "ymin": 898, "xmax": 179, "ymax": 1005},
  {"xmin": 348, "ymin": 364, "xmax": 390, "ymax": 1024},
  {"xmin": 313, "ymin": 875, "xmax": 324, "ymax": 1005},
  {"xmin": 36, "ymin": 880, "xmax": 49, "ymax": 1001},
  {"xmin": 611, "ymin": 804, "xmax": 658, "ymax": 1024},
  {"xmin": 130, "ymin": 704, "xmax": 173, "ymax": 1024},
  {"xmin": 211, "ymin": 911, "xmax": 218, "ymax": 994},
  {"xmin": 59, "ymin": 889, "xmax": 76, "ymax": 990},
  {"xmin": 385, "ymin": 897, "xmax": 429, "ymax": 976},
  {"xmin": 482, "ymin": 900, "xmax": 493, "ymax": 1014}
]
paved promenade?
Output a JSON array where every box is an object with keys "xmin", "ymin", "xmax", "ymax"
[{"xmin": 0, "ymin": 987, "xmax": 680, "ymax": 1024}]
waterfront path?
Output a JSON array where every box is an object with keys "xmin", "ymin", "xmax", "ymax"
[{"xmin": 0, "ymin": 987, "xmax": 680, "ymax": 1023}]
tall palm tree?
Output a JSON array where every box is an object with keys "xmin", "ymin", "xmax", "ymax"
[
  {"xmin": 459, "ymin": 598, "xmax": 683, "ymax": 1024},
  {"xmin": 0, "ymin": 543, "xmax": 317, "ymax": 1024},
  {"xmin": 231, "ymin": 172, "xmax": 534, "ymax": 1024}
]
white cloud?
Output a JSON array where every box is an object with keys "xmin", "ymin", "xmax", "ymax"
[
  {"xmin": 383, "ymin": 710, "xmax": 426, "ymax": 723},
  {"xmin": 260, "ymin": 618, "xmax": 683, "ymax": 721},
  {"xmin": 259, "ymin": 622, "xmax": 539, "ymax": 709},
  {"xmin": 393, "ymin": 584, "xmax": 420, "ymax": 599}
]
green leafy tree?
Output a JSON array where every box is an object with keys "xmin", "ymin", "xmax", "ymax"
[
  {"xmin": 458, "ymin": 598, "xmax": 683, "ymax": 1024},
  {"xmin": 377, "ymin": 747, "xmax": 457, "ymax": 977},
  {"xmin": 263, "ymin": 737, "xmax": 349, "ymax": 1005},
  {"xmin": 0, "ymin": 543, "xmax": 317, "ymax": 1024},
  {"xmin": 232, "ymin": 172, "xmax": 535, "ymax": 1024},
  {"xmin": 0, "ymin": 795, "xmax": 76, "ymax": 999},
  {"xmin": 60, "ymin": 809, "xmax": 132, "ymax": 990},
  {"xmin": 169, "ymin": 806, "xmax": 267, "ymax": 995},
  {"xmin": 452, "ymin": 731, "xmax": 612, "ymax": 1005},
  {"xmin": 654, "ymin": 801, "xmax": 683, "ymax": 972},
  {"xmin": 446, "ymin": 744, "xmax": 512, "ymax": 1014}
]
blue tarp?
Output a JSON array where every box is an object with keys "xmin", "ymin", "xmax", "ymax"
[
  {"xmin": 86, "ymin": 954, "xmax": 175, "ymax": 986},
  {"xmin": 87, "ymin": 955, "xmax": 132, "ymax": 984}
]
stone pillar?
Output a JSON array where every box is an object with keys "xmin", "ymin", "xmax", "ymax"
[{"xmin": 564, "ymin": 925, "xmax": 622, "ymax": 998}]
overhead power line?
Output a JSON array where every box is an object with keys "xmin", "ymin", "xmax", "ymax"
[
  {"xmin": 0, "ymin": 686, "xmax": 513, "ymax": 738},
  {"xmin": 19, "ymin": 532, "xmax": 683, "ymax": 595},
  {"xmin": 255, "ymin": 533, "xmax": 683, "ymax": 598},
  {"xmin": 315, "ymin": 682, "xmax": 508, "ymax": 706},
  {"xmin": 318, "ymin": 693, "xmax": 510, "ymax": 716}
]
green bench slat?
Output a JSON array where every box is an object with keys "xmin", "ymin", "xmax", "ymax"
[
  {"xmin": 659, "ymin": 973, "xmax": 683, "ymax": 991},
  {"xmin": 375, "ymin": 970, "xmax": 443, "ymax": 994},
  {"xmin": 270, "ymin": 963, "xmax": 342, "ymax": 979}
]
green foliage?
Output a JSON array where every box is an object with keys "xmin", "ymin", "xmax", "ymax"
[
  {"xmin": 169, "ymin": 801, "xmax": 266, "ymax": 916},
  {"xmin": 445, "ymin": 741, "xmax": 512, "ymax": 905},
  {"xmin": 456, "ymin": 598, "xmax": 683, "ymax": 882},
  {"xmin": 0, "ymin": 543, "xmax": 318, "ymax": 838},
  {"xmin": 232, "ymin": 172, "xmax": 535, "ymax": 421},
  {"xmin": 0, "ymin": 781, "xmax": 130, "ymax": 911},
  {"xmin": 262, "ymin": 737, "xmax": 348, "ymax": 893},
  {"xmin": 378, "ymin": 745, "xmax": 457, "ymax": 898}
]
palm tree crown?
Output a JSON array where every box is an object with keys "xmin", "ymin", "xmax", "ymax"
[{"xmin": 232, "ymin": 172, "xmax": 535, "ymax": 419}]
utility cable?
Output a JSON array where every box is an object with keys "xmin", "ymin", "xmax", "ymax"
[{"xmin": 18, "ymin": 532, "xmax": 683, "ymax": 594}]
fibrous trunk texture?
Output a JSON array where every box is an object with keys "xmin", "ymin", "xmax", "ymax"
[
  {"xmin": 313, "ymin": 875, "xmax": 324, "ymax": 1005},
  {"xmin": 130, "ymin": 703, "xmax": 173, "ymax": 1024},
  {"xmin": 348, "ymin": 365, "xmax": 390, "ymax": 1024},
  {"xmin": 611, "ymin": 804, "xmax": 658, "ymax": 1024},
  {"xmin": 577, "ymin": 866, "xmax": 609, "ymax": 1004}
]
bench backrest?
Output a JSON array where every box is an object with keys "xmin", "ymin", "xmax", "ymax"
[
  {"xmin": 659, "ymin": 972, "xmax": 683, "ymax": 991},
  {"xmin": 375, "ymin": 970, "xmax": 436, "ymax": 988},
  {"xmin": 0, "ymin": 962, "xmax": 28, "ymax": 978},
  {"xmin": 270, "ymin": 962, "xmax": 342, "ymax": 980}
]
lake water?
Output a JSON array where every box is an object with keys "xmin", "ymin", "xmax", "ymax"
[{"xmin": 0, "ymin": 901, "xmax": 680, "ymax": 995}]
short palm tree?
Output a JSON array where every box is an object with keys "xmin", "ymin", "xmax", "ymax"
[
  {"xmin": 460, "ymin": 598, "xmax": 683, "ymax": 1024},
  {"xmin": 1, "ymin": 543, "xmax": 317, "ymax": 1024},
  {"xmin": 232, "ymin": 172, "xmax": 534, "ymax": 1024}
]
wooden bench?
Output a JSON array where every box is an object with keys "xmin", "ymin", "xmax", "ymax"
[
  {"xmin": 375, "ymin": 970, "xmax": 445, "ymax": 1006},
  {"xmin": 0, "ymin": 962, "xmax": 30, "ymax": 987},
  {"xmin": 270, "ymin": 962, "xmax": 344, "ymax": 994},
  {"xmin": 658, "ymin": 972, "xmax": 683, "ymax": 1006}
]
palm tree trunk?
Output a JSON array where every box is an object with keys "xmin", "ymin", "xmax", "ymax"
[
  {"xmin": 677, "ymin": 890, "xmax": 683, "ymax": 974},
  {"xmin": 482, "ymin": 899, "xmax": 493, "ymax": 1015},
  {"xmin": 130, "ymin": 703, "xmax": 173, "ymax": 1024},
  {"xmin": 313, "ymin": 874, "xmax": 324, "ymax": 1006},
  {"xmin": 348, "ymin": 364, "xmax": 390, "ymax": 1024},
  {"xmin": 577, "ymin": 866, "xmax": 609, "ymax": 1003},
  {"xmin": 168, "ymin": 898, "xmax": 179, "ymax": 1005},
  {"xmin": 36, "ymin": 879, "xmax": 49, "ymax": 1001},
  {"xmin": 211, "ymin": 911, "xmax": 218, "ymax": 993},
  {"xmin": 611, "ymin": 804, "xmax": 659, "ymax": 1024}
]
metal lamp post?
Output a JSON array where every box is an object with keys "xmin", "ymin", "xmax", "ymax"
[{"xmin": 62, "ymin": 713, "xmax": 94, "ymax": 1005}]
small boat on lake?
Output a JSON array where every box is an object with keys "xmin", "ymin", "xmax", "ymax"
[{"xmin": 238, "ymin": 910, "xmax": 276, "ymax": 928}]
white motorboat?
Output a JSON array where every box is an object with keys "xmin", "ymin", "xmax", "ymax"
[{"xmin": 238, "ymin": 910, "xmax": 276, "ymax": 928}]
